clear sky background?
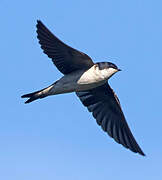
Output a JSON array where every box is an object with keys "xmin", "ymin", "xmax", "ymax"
[{"xmin": 1, "ymin": 0, "xmax": 162, "ymax": 179}]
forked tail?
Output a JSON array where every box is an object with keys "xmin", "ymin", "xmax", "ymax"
[{"xmin": 21, "ymin": 84, "xmax": 54, "ymax": 104}]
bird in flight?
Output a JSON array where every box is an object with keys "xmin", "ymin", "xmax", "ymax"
[{"xmin": 22, "ymin": 20, "xmax": 145, "ymax": 156}]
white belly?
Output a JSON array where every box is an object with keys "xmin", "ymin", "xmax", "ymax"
[{"xmin": 49, "ymin": 66, "xmax": 106, "ymax": 95}]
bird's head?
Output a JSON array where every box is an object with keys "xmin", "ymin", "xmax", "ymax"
[{"xmin": 95, "ymin": 62, "xmax": 121, "ymax": 80}]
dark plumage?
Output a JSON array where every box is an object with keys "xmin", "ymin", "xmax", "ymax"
[
  {"xmin": 96, "ymin": 62, "xmax": 118, "ymax": 70},
  {"xmin": 36, "ymin": 20, "xmax": 94, "ymax": 74},
  {"xmin": 22, "ymin": 20, "xmax": 145, "ymax": 156},
  {"xmin": 76, "ymin": 83, "xmax": 145, "ymax": 156}
]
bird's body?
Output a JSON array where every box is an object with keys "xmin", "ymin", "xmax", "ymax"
[
  {"xmin": 22, "ymin": 20, "xmax": 145, "ymax": 156},
  {"xmin": 23, "ymin": 64, "xmax": 117, "ymax": 100},
  {"xmin": 51, "ymin": 66, "xmax": 107, "ymax": 94}
]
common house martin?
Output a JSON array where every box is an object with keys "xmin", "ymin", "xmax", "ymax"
[{"xmin": 22, "ymin": 20, "xmax": 145, "ymax": 156}]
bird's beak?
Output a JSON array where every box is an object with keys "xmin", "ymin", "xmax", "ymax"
[{"xmin": 118, "ymin": 69, "xmax": 122, "ymax": 71}]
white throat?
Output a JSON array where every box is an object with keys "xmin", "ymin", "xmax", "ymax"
[
  {"xmin": 100, "ymin": 67, "xmax": 118, "ymax": 80},
  {"xmin": 77, "ymin": 65, "xmax": 118, "ymax": 85}
]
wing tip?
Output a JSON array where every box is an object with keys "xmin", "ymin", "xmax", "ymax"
[
  {"xmin": 36, "ymin": 20, "xmax": 45, "ymax": 29},
  {"xmin": 37, "ymin": 19, "xmax": 42, "ymax": 24},
  {"xmin": 137, "ymin": 149, "xmax": 146, "ymax": 156},
  {"xmin": 127, "ymin": 142, "xmax": 146, "ymax": 156}
]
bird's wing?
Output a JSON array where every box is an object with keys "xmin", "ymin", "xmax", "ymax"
[
  {"xmin": 36, "ymin": 20, "xmax": 94, "ymax": 74},
  {"xmin": 76, "ymin": 83, "xmax": 145, "ymax": 156}
]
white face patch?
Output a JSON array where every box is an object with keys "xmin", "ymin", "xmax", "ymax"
[
  {"xmin": 77, "ymin": 65, "xmax": 118, "ymax": 85},
  {"xmin": 100, "ymin": 67, "xmax": 118, "ymax": 79}
]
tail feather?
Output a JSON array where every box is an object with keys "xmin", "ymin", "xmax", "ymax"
[
  {"xmin": 21, "ymin": 89, "xmax": 45, "ymax": 103},
  {"xmin": 21, "ymin": 84, "xmax": 54, "ymax": 104}
]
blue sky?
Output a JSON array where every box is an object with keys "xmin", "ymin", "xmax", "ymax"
[{"xmin": 1, "ymin": 0, "xmax": 162, "ymax": 179}]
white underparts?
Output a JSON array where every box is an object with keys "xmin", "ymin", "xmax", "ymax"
[
  {"xmin": 77, "ymin": 65, "xmax": 118, "ymax": 84},
  {"xmin": 46, "ymin": 65, "xmax": 118, "ymax": 96}
]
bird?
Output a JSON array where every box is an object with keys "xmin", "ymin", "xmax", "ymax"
[{"xmin": 21, "ymin": 20, "xmax": 145, "ymax": 156}]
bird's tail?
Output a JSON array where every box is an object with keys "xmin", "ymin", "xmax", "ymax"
[{"xmin": 21, "ymin": 84, "xmax": 54, "ymax": 104}]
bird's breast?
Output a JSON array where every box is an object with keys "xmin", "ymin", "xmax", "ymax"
[
  {"xmin": 77, "ymin": 65, "xmax": 105, "ymax": 85},
  {"xmin": 50, "ymin": 66, "xmax": 107, "ymax": 95}
]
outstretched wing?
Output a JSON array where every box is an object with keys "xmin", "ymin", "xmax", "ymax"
[
  {"xmin": 76, "ymin": 83, "xmax": 145, "ymax": 156},
  {"xmin": 36, "ymin": 20, "xmax": 94, "ymax": 74}
]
